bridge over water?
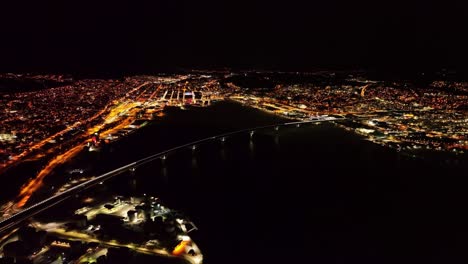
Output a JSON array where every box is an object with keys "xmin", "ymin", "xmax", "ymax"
[{"xmin": 0, "ymin": 118, "xmax": 344, "ymax": 234}]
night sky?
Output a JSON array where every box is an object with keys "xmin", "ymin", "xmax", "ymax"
[{"xmin": 1, "ymin": 1, "xmax": 467, "ymax": 74}]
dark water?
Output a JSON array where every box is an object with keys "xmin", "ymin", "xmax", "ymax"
[
  {"xmin": 67, "ymin": 101, "xmax": 291, "ymax": 173},
  {"xmin": 78, "ymin": 101, "xmax": 468, "ymax": 264},
  {"xmin": 18, "ymin": 101, "xmax": 468, "ymax": 264},
  {"xmin": 1, "ymin": 101, "xmax": 289, "ymax": 206}
]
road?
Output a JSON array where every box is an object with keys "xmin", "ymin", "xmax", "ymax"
[
  {"xmin": 1, "ymin": 82, "xmax": 155, "ymax": 216},
  {"xmin": 0, "ymin": 119, "xmax": 346, "ymax": 235},
  {"xmin": 33, "ymin": 222, "xmax": 202, "ymax": 264}
]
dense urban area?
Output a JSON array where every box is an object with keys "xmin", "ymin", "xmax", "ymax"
[
  {"xmin": 0, "ymin": 70, "xmax": 467, "ymax": 263},
  {"xmin": 2, "ymin": 72, "xmax": 466, "ymax": 170}
]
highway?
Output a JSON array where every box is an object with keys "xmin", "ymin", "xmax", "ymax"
[
  {"xmin": 0, "ymin": 82, "xmax": 152, "ymax": 215},
  {"xmin": 0, "ymin": 118, "xmax": 344, "ymax": 235}
]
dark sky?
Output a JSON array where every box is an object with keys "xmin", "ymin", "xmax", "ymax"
[{"xmin": 1, "ymin": 0, "xmax": 467, "ymax": 74}]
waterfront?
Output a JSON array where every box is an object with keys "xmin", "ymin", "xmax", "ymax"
[
  {"xmin": 2, "ymin": 1, "xmax": 468, "ymax": 262},
  {"xmin": 60, "ymin": 101, "xmax": 468, "ymax": 263},
  {"xmin": 1, "ymin": 101, "xmax": 468, "ymax": 263},
  {"xmin": 2, "ymin": 71, "xmax": 467, "ymax": 217}
]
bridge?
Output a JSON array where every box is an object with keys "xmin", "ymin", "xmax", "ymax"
[{"xmin": 0, "ymin": 118, "xmax": 345, "ymax": 234}]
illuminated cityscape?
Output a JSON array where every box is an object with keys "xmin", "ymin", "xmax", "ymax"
[
  {"xmin": 1, "ymin": 1, "xmax": 468, "ymax": 263},
  {"xmin": 1, "ymin": 70, "xmax": 467, "ymax": 263},
  {"xmin": 2, "ymin": 72, "xmax": 466, "ymax": 186}
]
